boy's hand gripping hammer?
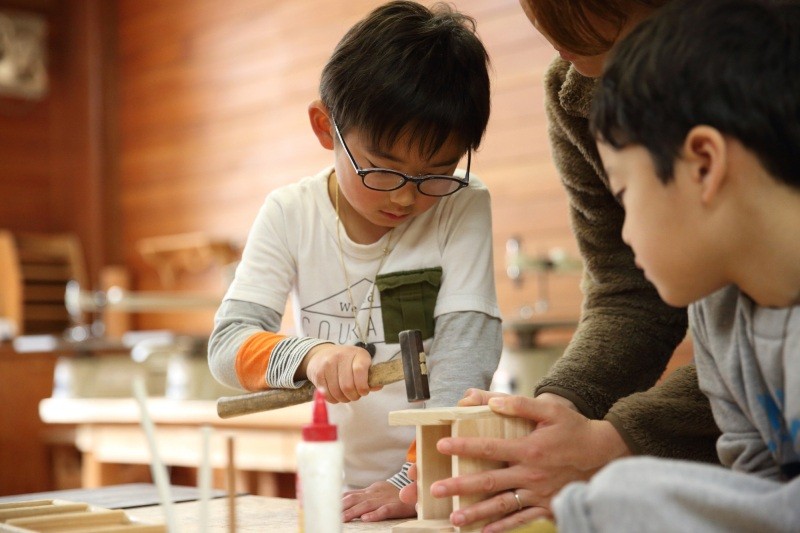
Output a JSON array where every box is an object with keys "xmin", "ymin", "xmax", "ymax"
[{"xmin": 216, "ymin": 329, "xmax": 430, "ymax": 418}]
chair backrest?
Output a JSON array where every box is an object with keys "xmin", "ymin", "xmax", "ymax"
[
  {"xmin": 0, "ymin": 230, "xmax": 23, "ymax": 332},
  {"xmin": 0, "ymin": 231, "xmax": 88, "ymax": 335}
]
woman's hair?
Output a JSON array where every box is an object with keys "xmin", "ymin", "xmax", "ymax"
[
  {"xmin": 320, "ymin": 1, "xmax": 490, "ymax": 158},
  {"xmin": 526, "ymin": 0, "xmax": 670, "ymax": 55}
]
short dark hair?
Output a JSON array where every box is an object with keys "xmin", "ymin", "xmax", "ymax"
[
  {"xmin": 526, "ymin": 0, "xmax": 670, "ymax": 56},
  {"xmin": 590, "ymin": 0, "xmax": 800, "ymax": 187},
  {"xmin": 320, "ymin": 1, "xmax": 490, "ymax": 158}
]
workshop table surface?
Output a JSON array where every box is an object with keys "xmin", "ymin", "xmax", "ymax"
[
  {"xmin": 1, "ymin": 485, "xmax": 409, "ymax": 532},
  {"xmin": 128, "ymin": 494, "xmax": 408, "ymax": 531}
]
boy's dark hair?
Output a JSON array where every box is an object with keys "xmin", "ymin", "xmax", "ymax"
[
  {"xmin": 526, "ymin": 0, "xmax": 670, "ymax": 56},
  {"xmin": 590, "ymin": 0, "xmax": 800, "ymax": 187},
  {"xmin": 320, "ymin": 1, "xmax": 490, "ymax": 158}
]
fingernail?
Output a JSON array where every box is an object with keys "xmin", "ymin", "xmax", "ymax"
[
  {"xmin": 451, "ymin": 511, "xmax": 465, "ymax": 526},
  {"xmin": 488, "ymin": 397, "xmax": 505, "ymax": 409},
  {"xmin": 438, "ymin": 439, "xmax": 452, "ymax": 453},
  {"xmin": 431, "ymin": 484, "xmax": 446, "ymax": 497}
]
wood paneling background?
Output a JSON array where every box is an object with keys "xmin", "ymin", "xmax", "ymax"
[
  {"xmin": 115, "ymin": 0, "xmax": 583, "ymax": 334},
  {"xmin": 0, "ymin": 0, "xmax": 117, "ymax": 496},
  {"xmin": 0, "ymin": 0, "xmax": 118, "ymax": 283}
]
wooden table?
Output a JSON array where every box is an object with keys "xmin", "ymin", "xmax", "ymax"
[
  {"xmin": 128, "ymin": 495, "xmax": 407, "ymax": 532},
  {"xmin": 1, "ymin": 484, "xmax": 406, "ymax": 532},
  {"xmin": 39, "ymin": 398, "xmax": 311, "ymax": 496}
]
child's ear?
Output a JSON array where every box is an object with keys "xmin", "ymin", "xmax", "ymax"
[
  {"xmin": 308, "ymin": 100, "xmax": 334, "ymax": 150},
  {"xmin": 682, "ymin": 125, "xmax": 728, "ymax": 204}
]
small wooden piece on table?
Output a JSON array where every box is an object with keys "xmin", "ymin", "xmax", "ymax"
[
  {"xmin": 0, "ymin": 499, "xmax": 166, "ymax": 532},
  {"xmin": 227, "ymin": 436, "xmax": 236, "ymax": 533},
  {"xmin": 388, "ymin": 406, "xmax": 533, "ymax": 533}
]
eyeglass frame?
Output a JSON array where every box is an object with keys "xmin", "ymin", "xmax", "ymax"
[{"xmin": 332, "ymin": 119, "xmax": 470, "ymax": 198}]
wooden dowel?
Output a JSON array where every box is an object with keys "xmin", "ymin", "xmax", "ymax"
[
  {"xmin": 227, "ymin": 435, "xmax": 236, "ymax": 533},
  {"xmin": 199, "ymin": 425, "xmax": 212, "ymax": 533},
  {"xmin": 133, "ymin": 377, "xmax": 178, "ymax": 533}
]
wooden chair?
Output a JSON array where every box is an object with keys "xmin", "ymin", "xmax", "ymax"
[
  {"xmin": 0, "ymin": 230, "xmax": 88, "ymax": 335},
  {"xmin": 0, "ymin": 230, "xmax": 23, "ymax": 334}
]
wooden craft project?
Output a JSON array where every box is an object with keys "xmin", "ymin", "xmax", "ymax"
[
  {"xmin": 389, "ymin": 405, "xmax": 533, "ymax": 532},
  {"xmin": 0, "ymin": 499, "xmax": 166, "ymax": 532}
]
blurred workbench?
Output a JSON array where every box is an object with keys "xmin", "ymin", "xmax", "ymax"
[
  {"xmin": 0, "ymin": 341, "xmax": 131, "ymax": 496},
  {"xmin": 39, "ymin": 397, "xmax": 311, "ymax": 496}
]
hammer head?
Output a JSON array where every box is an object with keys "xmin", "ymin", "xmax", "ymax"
[{"xmin": 399, "ymin": 329, "xmax": 431, "ymax": 402}]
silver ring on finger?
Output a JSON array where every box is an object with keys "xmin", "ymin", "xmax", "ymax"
[{"xmin": 513, "ymin": 490, "xmax": 523, "ymax": 512}]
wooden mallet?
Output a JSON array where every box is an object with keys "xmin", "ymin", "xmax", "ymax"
[{"xmin": 216, "ymin": 329, "xmax": 430, "ymax": 418}]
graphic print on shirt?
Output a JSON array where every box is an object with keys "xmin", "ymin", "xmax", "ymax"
[
  {"xmin": 300, "ymin": 277, "xmax": 384, "ymax": 348},
  {"xmin": 758, "ymin": 389, "xmax": 800, "ymax": 479}
]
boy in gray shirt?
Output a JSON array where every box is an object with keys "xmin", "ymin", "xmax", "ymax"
[{"xmin": 554, "ymin": 0, "xmax": 800, "ymax": 530}]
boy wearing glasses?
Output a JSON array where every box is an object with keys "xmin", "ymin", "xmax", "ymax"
[{"xmin": 209, "ymin": 0, "xmax": 500, "ymax": 523}]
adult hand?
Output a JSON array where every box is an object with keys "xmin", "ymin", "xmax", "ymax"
[
  {"xmin": 298, "ymin": 344, "xmax": 381, "ymax": 403},
  {"xmin": 342, "ymin": 481, "xmax": 416, "ymax": 522},
  {"xmin": 430, "ymin": 393, "xmax": 630, "ymax": 533}
]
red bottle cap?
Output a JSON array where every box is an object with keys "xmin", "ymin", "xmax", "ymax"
[{"xmin": 302, "ymin": 389, "xmax": 338, "ymax": 441}]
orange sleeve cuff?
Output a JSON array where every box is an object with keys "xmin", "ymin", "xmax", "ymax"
[
  {"xmin": 235, "ymin": 331, "xmax": 287, "ymax": 391},
  {"xmin": 406, "ymin": 439, "xmax": 417, "ymax": 463}
]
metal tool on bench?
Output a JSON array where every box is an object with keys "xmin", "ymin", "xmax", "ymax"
[{"xmin": 216, "ymin": 329, "xmax": 430, "ymax": 418}]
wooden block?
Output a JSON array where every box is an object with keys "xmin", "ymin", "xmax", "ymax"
[
  {"xmin": 451, "ymin": 416, "xmax": 507, "ymax": 532},
  {"xmin": 7, "ymin": 510, "xmax": 127, "ymax": 530},
  {"xmin": 392, "ymin": 518, "xmax": 455, "ymax": 532},
  {"xmin": 417, "ymin": 425, "xmax": 452, "ymax": 520},
  {"xmin": 389, "ymin": 406, "xmax": 495, "ymax": 426},
  {"xmin": 0, "ymin": 503, "xmax": 89, "ymax": 522},
  {"xmin": 504, "ymin": 415, "xmax": 533, "ymax": 440},
  {"xmin": 389, "ymin": 405, "xmax": 535, "ymax": 533},
  {"xmin": 0, "ymin": 500, "xmax": 166, "ymax": 533},
  {"xmin": 0, "ymin": 502, "xmax": 52, "ymax": 511}
]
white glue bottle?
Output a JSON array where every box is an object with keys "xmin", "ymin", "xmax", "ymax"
[{"xmin": 296, "ymin": 389, "xmax": 344, "ymax": 532}]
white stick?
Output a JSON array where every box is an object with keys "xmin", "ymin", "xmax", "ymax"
[
  {"xmin": 198, "ymin": 425, "xmax": 212, "ymax": 533},
  {"xmin": 132, "ymin": 376, "xmax": 178, "ymax": 533}
]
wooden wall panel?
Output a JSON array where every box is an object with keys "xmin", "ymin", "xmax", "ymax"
[
  {"xmin": 0, "ymin": 0, "xmax": 118, "ymax": 285},
  {"xmin": 0, "ymin": 0, "xmax": 118, "ymax": 496},
  {"xmin": 116, "ymin": 0, "xmax": 584, "ymax": 334}
]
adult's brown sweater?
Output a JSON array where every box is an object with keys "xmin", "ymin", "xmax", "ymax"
[{"xmin": 534, "ymin": 58, "xmax": 720, "ymax": 462}]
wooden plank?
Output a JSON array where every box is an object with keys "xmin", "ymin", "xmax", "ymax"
[
  {"xmin": 392, "ymin": 519, "xmax": 454, "ymax": 532},
  {"xmin": 0, "ymin": 503, "xmax": 88, "ymax": 522},
  {"xmin": 451, "ymin": 417, "xmax": 506, "ymax": 532},
  {"xmin": 416, "ymin": 425, "xmax": 452, "ymax": 521},
  {"xmin": 389, "ymin": 405, "xmax": 495, "ymax": 426}
]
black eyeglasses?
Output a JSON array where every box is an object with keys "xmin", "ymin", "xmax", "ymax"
[{"xmin": 332, "ymin": 119, "xmax": 470, "ymax": 198}]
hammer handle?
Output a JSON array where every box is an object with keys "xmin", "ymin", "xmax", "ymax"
[{"xmin": 216, "ymin": 358, "xmax": 404, "ymax": 418}]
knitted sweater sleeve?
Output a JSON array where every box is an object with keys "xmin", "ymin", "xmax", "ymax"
[{"xmin": 534, "ymin": 58, "xmax": 719, "ymax": 462}]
